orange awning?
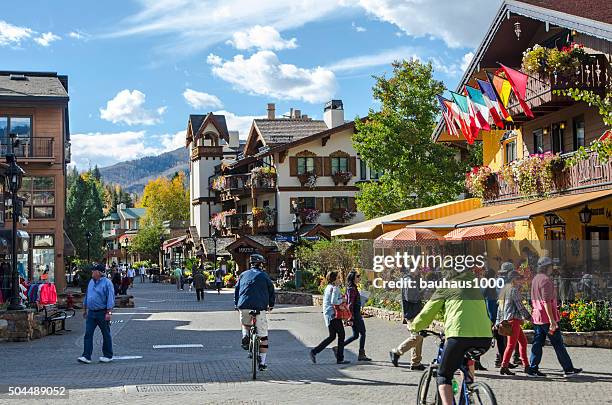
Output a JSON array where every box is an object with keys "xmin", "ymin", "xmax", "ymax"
[
  {"xmin": 444, "ymin": 224, "xmax": 514, "ymax": 240},
  {"xmin": 374, "ymin": 228, "xmax": 441, "ymax": 248}
]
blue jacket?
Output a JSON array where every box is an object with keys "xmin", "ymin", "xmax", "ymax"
[{"xmin": 234, "ymin": 268, "xmax": 275, "ymax": 311}]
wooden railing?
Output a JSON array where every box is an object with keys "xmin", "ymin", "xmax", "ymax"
[
  {"xmin": 0, "ymin": 137, "xmax": 54, "ymax": 159},
  {"xmin": 191, "ymin": 145, "xmax": 222, "ymax": 160},
  {"xmin": 507, "ymin": 54, "xmax": 610, "ymax": 117}
]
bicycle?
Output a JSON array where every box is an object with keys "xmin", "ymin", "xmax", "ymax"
[
  {"xmin": 417, "ymin": 330, "xmax": 497, "ymax": 405},
  {"xmin": 247, "ymin": 310, "xmax": 261, "ymax": 380}
]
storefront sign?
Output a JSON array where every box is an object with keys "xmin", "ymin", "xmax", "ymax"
[
  {"xmin": 237, "ymin": 247, "xmax": 256, "ymax": 253},
  {"xmin": 303, "ymin": 236, "xmax": 320, "ymax": 241},
  {"xmin": 274, "ymin": 235, "xmax": 293, "ymax": 242}
]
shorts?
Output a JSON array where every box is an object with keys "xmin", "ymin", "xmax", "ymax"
[{"xmin": 240, "ymin": 310, "xmax": 268, "ymax": 337}]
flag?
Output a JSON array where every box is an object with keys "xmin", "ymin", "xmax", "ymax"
[
  {"xmin": 437, "ymin": 95, "xmax": 459, "ymax": 138},
  {"xmin": 486, "ymin": 72, "xmax": 513, "ymax": 122},
  {"xmin": 499, "ymin": 64, "xmax": 534, "ymax": 118},
  {"xmin": 465, "ymin": 85, "xmax": 491, "ymax": 131},
  {"xmin": 476, "ymin": 79, "xmax": 504, "ymax": 128},
  {"xmin": 451, "ymin": 91, "xmax": 478, "ymax": 144},
  {"xmin": 445, "ymin": 100, "xmax": 471, "ymax": 140}
]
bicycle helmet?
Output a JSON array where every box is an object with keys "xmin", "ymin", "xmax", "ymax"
[{"xmin": 249, "ymin": 253, "xmax": 266, "ymax": 267}]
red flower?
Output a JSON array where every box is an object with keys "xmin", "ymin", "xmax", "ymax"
[{"xmin": 561, "ymin": 311, "xmax": 570, "ymax": 318}]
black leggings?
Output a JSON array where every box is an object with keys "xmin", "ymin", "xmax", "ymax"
[
  {"xmin": 343, "ymin": 316, "xmax": 366, "ymax": 351},
  {"xmin": 437, "ymin": 337, "xmax": 492, "ymax": 385},
  {"xmin": 312, "ymin": 318, "xmax": 345, "ymax": 361}
]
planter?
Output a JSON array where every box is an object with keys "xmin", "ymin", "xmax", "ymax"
[
  {"xmin": 331, "ymin": 171, "xmax": 352, "ymax": 185},
  {"xmin": 330, "ymin": 208, "xmax": 356, "ymax": 223},
  {"xmin": 297, "ymin": 172, "xmax": 317, "ymax": 188},
  {"xmin": 522, "ymin": 329, "xmax": 612, "ymax": 348}
]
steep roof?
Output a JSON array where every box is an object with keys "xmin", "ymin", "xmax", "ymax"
[
  {"xmin": 188, "ymin": 113, "xmax": 230, "ymax": 144},
  {"xmin": 0, "ymin": 71, "xmax": 68, "ymax": 100},
  {"xmin": 121, "ymin": 207, "xmax": 145, "ymax": 220},
  {"xmin": 101, "ymin": 213, "xmax": 120, "ymax": 222},
  {"xmin": 253, "ymin": 119, "xmax": 329, "ymax": 146},
  {"xmin": 516, "ymin": 0, "xmax": 612, "ymax": 25}
]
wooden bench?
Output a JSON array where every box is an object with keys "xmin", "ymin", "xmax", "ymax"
[{"xmin": 41, "ymin": 305, "xmax": 76, "ymax": 335}]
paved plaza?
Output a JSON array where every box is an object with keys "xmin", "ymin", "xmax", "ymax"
[{"xmin": 0, "ymin": 279, "xmax": 610, "ymax": 404}]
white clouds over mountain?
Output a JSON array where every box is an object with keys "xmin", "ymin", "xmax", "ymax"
[{"xmin": 100, "ymin": 89, "xmax": 166, "ymax": 125}]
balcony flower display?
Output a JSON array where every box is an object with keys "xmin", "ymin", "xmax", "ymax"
[
  {"xmin": 501, "ymin": 152, "xmax": 565, "ymax": 197},
  {"xmin": 251, "ymin": 166, "xmax": 277, "ymax": 188},
  {"xmin": 331, "ymin": 170, "xmax": 352, "ymax": 185},
  {"xmin": 297, "ymin": 171, "xmax": 318, "ymax": 188},
  {"xmin": 522, "ymin": 43, "xmax": 587, "ymax": 76},
  {"xmin": 465, "ymin": 166, "xmax": 496, "ymax": 198},
  {"xmin": 330, "ymin": 207, "xmax": 355, "ymax": 223},
  {"xmin": 211, "ymin": 176, "xmax": 227, "ymax": 191},
  {"xmin": 299, "ymin": 208, "xmax": 320, "ymax": 223},
  {"xmin": 566, "ymin": 136, "xmax": 612, "ymax": 166},
  {"xmin": 252, "ymin": 206, "xmax": 275, "ymax": 225},
  {"xmin": 210, "ymin": 209, "xmax": 236, "ymax": 231}
]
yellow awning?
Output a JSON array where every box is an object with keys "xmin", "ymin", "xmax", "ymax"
[
  {"xmin": 331, "ymin": 198, "xmax": 481, "ymax": 239},
  {"xmin": 457, "ymin": 189, "xmax": 612, "ymax": 227},
  {"xmin": 407, "ymin": 200, "xmax": 538, "ymax": 229}
]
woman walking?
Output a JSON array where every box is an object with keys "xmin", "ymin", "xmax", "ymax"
[
  {"xmin": 496, "ymin": 270, "xmax": 532, "ymax": 375},
  {"xmin": 309, "ymin": 271, "xmax": 350, "ymax": 364},
  {"xmin": 343, "ymin": 271, "xmax": 371, "ymax": 361}
]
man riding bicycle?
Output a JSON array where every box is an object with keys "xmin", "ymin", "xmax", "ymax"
[
  {"xmin": 410, "ymin": 270, "xmax": 492, "ymax": 405},
  {"xmin": 234, "ymin": 253, "xmax": 275, "ymax": 371}
]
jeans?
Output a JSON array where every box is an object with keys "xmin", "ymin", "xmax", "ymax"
[
  {"xmin": 196, "ymin": 288, "xmax": 204, "ymax": 301},
  {"xmin": 343, "ymin": 315, "xmax": 366, "ymax": 352},
  {"xmin": 312, "ymin": 318, "xmax": 345, "ymax": 361},
  {"xmin": 530, "ymin": 323, "xmax": 574, "ymax": 372},
  {"xmin": 82, "ymin": 310, "xmax": 113, "ymax": 360}
]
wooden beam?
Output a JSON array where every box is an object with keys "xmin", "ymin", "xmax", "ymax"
[{"xmin": 278, "ymin": 149, "xmax": 288, "ymax": 164}]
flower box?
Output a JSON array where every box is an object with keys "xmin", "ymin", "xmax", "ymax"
[
  {"xmin": 330, "ymin": 207, "xmax": 355, "ymax": 223},
  {"xmin": 331, "ymin": 170, "xmax": 352, "ymax": 185},
  {"xmin": 297, "ymin": 171, "xmax": 317, "ymax": 188}
]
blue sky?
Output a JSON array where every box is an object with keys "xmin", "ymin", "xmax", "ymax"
[{"xmin": 1, "ymin": 0, "xmax": 499, "ymax": 169}]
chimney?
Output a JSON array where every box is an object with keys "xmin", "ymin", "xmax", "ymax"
[
  {"xmin": 289, "ymin": 108, "xmax": 294, "ymax": 119},
  {"xmin": 294, "ymin": 109, "xmax": 301, "ymax": 119},
  {"xmin": 302, "ymin": 114, "xmax": 309, "ymax": 120},
  {"xmin": 228, "ymin": 131, "xmax": 239, "ymax": 148},
  {"xmin": 323, "ymin": 99, "xmax": 344, "ymax": 128},
  {"xmin": 267, "ymin": 103, "xmax": 275, "ymax": 120}
]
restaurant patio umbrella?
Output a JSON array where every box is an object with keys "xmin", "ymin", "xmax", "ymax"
[
  {"xmin": 374, "ymin": 227, "xmax": 441, "ymax": 248},
  {"xmin": 444, "ymin": 224, "xmax": 513, "ymax": 241}
]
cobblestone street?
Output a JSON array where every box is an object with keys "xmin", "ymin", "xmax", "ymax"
[{"xmin": 1, "ymin": 279, "xmax": 610, "ymax": 404}]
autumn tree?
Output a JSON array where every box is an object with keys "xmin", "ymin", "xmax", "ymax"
[
  {"xmin": 353, "ymin": 59, "xmax": 466, "ymax": 219},
  {"xmin": 139, "ymin": 171, "xmax": 190, "ymax": 226}
]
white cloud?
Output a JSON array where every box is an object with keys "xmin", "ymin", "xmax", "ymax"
[
  {"xmin": 159, "ymin": 130, "xmax": 187, "ymax": 151},
  {"xmin": 208, "ymin": 51, "xmax": 337, "ymax": 103},
  {"xmin": 460, "ymin": 51, "xmax": 474, "ymax": 72},
  {"xmin": 0, "ymin": 20, "xmax": 33, "ymax": 46},
  {"xmin": 327, "ymin": 46, "xmax": 417, "ymax": 72},
  {"xmin": 351, "ymin": 22, "xmax": 366, "ymax": 32},
  {"xmin": 68, "ymin": 30, "xmax": 89, "ymax": 40},
  {"xmin": 100, "ymin": 89, "xmax": 166, "ymax": 125},
  {"xmin": 71, "ymin": 131, "xmax": 164, "ymax": 168},
  {"xmin": 183, "ymin": 88, "xmax": 223, "ymax": 109},
  {"xmin": 34, "ymin": 32, "xmax": 61, "ymax": 47},
  {"xmin": 357, "ymin": 0, "xmax": 497, "ymax": 48},
  {"xmin": 228, "ymin": 25, "xmax": 297, "ymax": 50}
]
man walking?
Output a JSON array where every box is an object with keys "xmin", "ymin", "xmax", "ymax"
[
  {"xmin": 174, "ymin": 266, "xmax": 183, "ymax": 290},
  {"xmin": 127, "ymin": 266, "xmax": 135, "ymax": 287},
  {"xmin": 193, "ymin": 270, "xmax": 206, "ymax": 302},
  {"xmin": 389, "ymin": 268, "xmax": 425, "ymax": 370},
  {"xmin": 527, "ymin": 256, "xmax": 582, "ymax": 378},
  {"xmin": 78, "ymin": 264, "xmax": 115, "ymax": 364}
]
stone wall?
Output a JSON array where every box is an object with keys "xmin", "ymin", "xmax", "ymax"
[
  {"xmin": 275, "ymin": 291, "xmax": 323, "ymax": 306},
  {"xmin": 523, "ymin": 330, "xmax": 612, "ymax": 349},
  {"xmin": 0, "ymin": 310, "xmax": 49, "ymax": 342}
]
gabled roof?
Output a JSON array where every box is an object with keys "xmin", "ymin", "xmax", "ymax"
[
  {"xmin": 0, "ymin": 71, "xmax": 69, "ymax": 101},
  {"xmin": 252, "ymin": 119, "xmax": 329, "ymax": 146},
  {"xmin": 433, "ymin": 0, "xmax": 612, "ymax": 141},
  {"xmin": 187, "ymin": 113, "xmax": 230, "ymax": 145},
  {"xmin": 121, "ymin": 207, "xmax": 145, "ymax": 220}
]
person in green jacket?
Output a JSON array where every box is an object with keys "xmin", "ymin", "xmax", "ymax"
[{"xmin": 410, "ymin": 270, "xmax": 492, "ymax": 405}]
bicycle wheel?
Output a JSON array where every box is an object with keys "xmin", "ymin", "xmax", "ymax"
[
  {"xmin": 469, "ymin": 382, "xmax": 497, "ymax": 405},
  {"xmin": 417, "ymin": 367, "xmax": 440, "ymax": 405},
  {"xmin": 251, "ymin": 335, "xmax": 259, "ymax": 380}
]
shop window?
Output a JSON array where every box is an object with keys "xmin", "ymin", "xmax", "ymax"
[
  {"xmin": 533, "ymin": 129, "xmax": 544, "ymax": 154},
  {"xmin": 331, "ymin": 157, "xmax": 349, "ymax": 174},
  {"xmin": 18, "ymin": 176, "xmax": 55, "ymax": 220},
  {"xmin": 573, "ymin": 115, "xmax": 585, "ymax": 151},
  {"xmin": 297, "ymin": 157, "xmax": 314, "ymax": 174},
  {"xmin": 504, "ymin": 141, "xmax": 517, "ymax": 164},
  {"xmin": 33, "ymin": 234, "xmax": 54, "ymax": 282}
]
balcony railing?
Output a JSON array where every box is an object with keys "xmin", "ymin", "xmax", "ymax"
[
  {"xmin": 0, "ymin": 137, "xmax": 54, "ymax": 159},
  {"xmin": 507, "ymin": 54, "xmax": 610, "ymax": 119},
  {"xmin": 191, "ymin": 145, "xmax": 223, "ymax": 160},
  {"xmin": 224, "ymin": 211, "xmax": 277, "ymax": 235},
  {"xmin": 487, "ymin": 150, "xmax": 611, "ymax": 203},
  {"xmin": 212, "ymin": 171, "xmax": 277, "ymax": 201}
]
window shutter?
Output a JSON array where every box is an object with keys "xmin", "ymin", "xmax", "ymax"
[
  {"xmin": 316, "ymin": 197, "xmax": 324, "ymax": 213},
  {"xmin": 314, "ymin": 157, "xmax": 323, "ymax": 176},
  {"xmin": 349, "ymin": 157, "xmax": 356, "ymax": 176},
  {"xmin": 323, "ymin": 157, "xmax": 332, "ymax": 176},
  {"xmin": 289, "ymin": 157, "xmax": 298, "ymax": 176},
  {"xmin": 348, "ymin": 197, "xmax": 357, "ymax": 212},
  {"xmin": 324, "ymin": 197, "xmax": 333, "ymax": 213},
  {"xmin": 290, "ymin": 197, "xmax": 297, "ymax": 213}
]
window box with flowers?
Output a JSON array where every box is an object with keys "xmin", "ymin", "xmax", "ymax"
[
  {"xmin": 331, "ymin": 170, "xmax": 352, "ymax": 185},
  {"xmin": 297, "ymin": 171, "xmax": 318, "ymax": 188},
  {"xmin": 252, "ymin": 206, "xmax": 276, "ymax": 226},
  {"xmin": 500, "ymin": 152, "xmax": 566, "ymax": 197},
  {"xmin": 210, "ymin": 209, "xmax": 236, "ymax": 231},
  {"xmin": 330, "ymin": 207, "xmax": 355, "ymax": 223},
  {"xmin": 251, "ymin": 166, "xmax": 277, "ymax": 188},
  {"xmin": 211, "ymin": 176, "xmax": 227, "ymax": 192},
  {"xmin": 522, "ymin": 43, "xmax": 588, "ymax": 77},
  {"xmin": 465, "ymin": 166, "xmax": 497, "ymax": 198},
  {"xmin": 299, "ymin": 208, "xmax": 320, "ymax": 224}
]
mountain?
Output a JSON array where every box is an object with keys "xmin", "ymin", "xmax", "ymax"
[{"xmin": 99, "ymin": 147, "xmax": 189, "ymax": 194}]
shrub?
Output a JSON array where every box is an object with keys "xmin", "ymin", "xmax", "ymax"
[{"xmin": 223, "ymin": 273, "xmax": 237, "ymax": 288}]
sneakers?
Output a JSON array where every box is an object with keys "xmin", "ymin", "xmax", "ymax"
[
  {"xmin": 99, "ymin": 357, "xmax": 113, "ymax": 363},
  {"xmin": 241, "ymin": 335, "xmax": 250, "ymax": 351},
  {"xmin": 77, "ymin": 356, "xmax": 91, "ymax": 364},
  {"xmin": 258, "ymin": 363, "xmax": 268, "ymax": 371},
  {"xmin": 336, "ymin": 360, "xmax": 350, "ymax": 364},
  {"xmin": 309, "ymin": 350, "xmax": 317, "ymax": 364},
  {"xmin": 410, "ymin": 364, "xmax": 426, "ymax": 371},
  {"xmin": 357, "ymin": 351, "xmax": 372, "ymax": 361},
  {"xmin": 526, "ymin": 367, "xmax": 547, "ymax": 377},
  {"xmin": 500, "ymin": 366, "xmax": 515, "ymax": 376},
  {"xmin": 389, "ymin": 351, "xmax": 400, "ymax": 367},
  {"xmin": 563, "ymin": 368, "xmax": 583, "ymax": 378}
]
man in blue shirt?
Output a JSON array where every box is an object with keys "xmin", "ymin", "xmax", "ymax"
[
  {"xmin": 78, "ymin": 264, "xmax": 115, "ymax": 364},
  {"xmin": 234, "ymin": 254, "xmax": 275, "ymax": 371}
]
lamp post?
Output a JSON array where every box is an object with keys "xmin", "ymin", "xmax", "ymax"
[
  {"xmin": 85, "ymin": 231, "xmax": 93, "ymax": 264},
  {"xmin": 292, "ymin": 212, "xmax": 302, "ymax": 288},
  {"xmin": 211, "ymin": 228, "xmax": 218, "ymax": 271},
  {"xmin": 6, "ymin": 133, "xmax": 25, "ymax": 311},
  {"xmin": 578, "ymin": 205, "xmax": 592, "ymax": 225},
  {"xmin": 123, "ymin": 238, "xmax": 130, "ymax": 266},
  {"xmin": 159, "ymin": 235, "xmax": 165, "ymax": 272}
]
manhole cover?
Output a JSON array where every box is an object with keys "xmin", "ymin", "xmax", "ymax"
[{"xmin": 135, "ymin": 384, "xmax": 206, "ymax": 393}]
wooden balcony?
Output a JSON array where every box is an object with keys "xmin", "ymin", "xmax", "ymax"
[
  {"xmin": 214, "ymin": 172, "xmax": 277, "ymax": 202},
  {"xmin": 191, "ymin": 145, "xmax": 222, "ymax": 161},
  {"xmin": 487, "ymin": 150, "xmax": 612, "ymax": 203},
  {"xmin": 224, "ymin": 212, "xmax": 277, "ymax": 235},
  {"xmin": 507, "ymin": 54, "xmax": 610, "ymax": 121},
  {"xmin": 0, "ymin": 137, "xmax": 54, "ymax": 162}
]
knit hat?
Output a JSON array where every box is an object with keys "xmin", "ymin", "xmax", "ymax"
[{"xmin": 500, "ymin": 262, "xmax": 515, "ymax": 274}]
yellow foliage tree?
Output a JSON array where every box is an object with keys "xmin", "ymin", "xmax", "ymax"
[{"xmin": 139, "ymin": 172, "xmax": 190, "ymax": 226}]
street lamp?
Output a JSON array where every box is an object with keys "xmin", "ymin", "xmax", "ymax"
[
  {"xmin": 578, "ymin": 205, "xmax": 592, "ymax": 225},
  {"xmin": 85, "ymin": 231, "xmax": 93, "ymax": 263},
  {"xmin": 123, "ymin": 238, "xmax": 130, "ymax": 266},
  {"xmin": 159, "ymin": 235, "xmax": 165, "ymax": 272},
  {"xmin": 6, "ymin": 133, "xmax": 25, "ymax": 310},
  {"xmin": 211, "ymin": 228, "xmax": 218, "ymax": 271}
]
